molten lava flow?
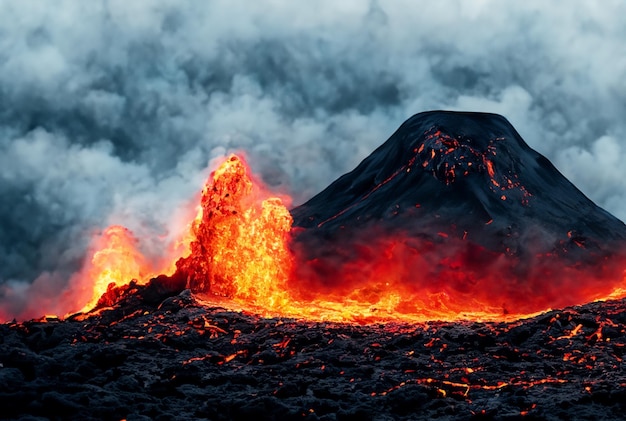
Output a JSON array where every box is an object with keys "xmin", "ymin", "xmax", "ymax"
[{"xmin": 289, "ymin": 233, "xmax": 626, "ymax": 323}]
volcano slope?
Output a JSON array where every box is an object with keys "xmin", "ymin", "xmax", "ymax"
[
  {"xmin": 290, "ymin": 111, "xmax": 626, "ymax": 314},
  {"xmin": 292, "ymin": 111, "xmax": 626, "ymax": 251}
]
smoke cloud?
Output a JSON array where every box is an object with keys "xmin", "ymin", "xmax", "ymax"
[{"xmin": 1, "ymin": 0, "xmax": 626, "ymax": 319}]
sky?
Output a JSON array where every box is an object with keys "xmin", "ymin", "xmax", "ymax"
[{"xmin": 1, "ymin": 0, "xmax": 626, "ymax": 319}]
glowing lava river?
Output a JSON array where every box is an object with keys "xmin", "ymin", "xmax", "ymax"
[{"xmin": 38, "ymin": 111, "xmax": 626, "ymax": 325}]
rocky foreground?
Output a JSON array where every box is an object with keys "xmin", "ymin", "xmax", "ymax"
[{"xmin": 1, "ymin": 283, "xmax": 625, "ymax": 420}]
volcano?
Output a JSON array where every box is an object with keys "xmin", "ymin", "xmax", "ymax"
[
  {"xmin": 289, "ymin": 112, "xmax": 626, "ymax": 315},
  {"xmin": 292, "ymin": 111, "xmax": 626, "ymax": 256},
  {"xmin": 3, "ymin": 111, "xmax": 626, "ymax": 420}
]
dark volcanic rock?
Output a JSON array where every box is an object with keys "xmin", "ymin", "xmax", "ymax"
[
  {"xmin": 2, "ymin": 286, "xmax": 626, "ymax": 420},
  {"xmin": 291, "ymin": 111, "xmax": 626, "ymax": 257}
]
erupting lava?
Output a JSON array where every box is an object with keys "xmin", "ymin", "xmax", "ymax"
[
  {"xmin": 74, "ymin": 225, "xmax": 153, "ymax": 314},
  {"xmin": 175, "ymin": 155, "xmax": 293, "ymax": 310},
  {"xmin": 44, "ymin": 111, "xmax": 626, "ymax": 323}
]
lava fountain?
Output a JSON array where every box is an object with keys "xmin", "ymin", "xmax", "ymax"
[
  {"xmin": 175, "ymin": 154, "xmax": 293, "ymax": 310},
  {"xmin": 15, "ymin": 111, "xmax": 626, "ymax": 324}
]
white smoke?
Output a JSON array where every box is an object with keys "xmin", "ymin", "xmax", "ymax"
[{"xmin": 1, "ymin": 0, "xmax": 626, "ymax": 319}]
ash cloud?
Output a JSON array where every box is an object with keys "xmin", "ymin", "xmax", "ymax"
[{"xmin": 1, "ymin": 0, "xmax": 626, "ymax": 319}]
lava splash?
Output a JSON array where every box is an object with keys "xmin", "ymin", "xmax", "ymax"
[
  {"xmin": 175, "ymin": 155, "xmax": 293, "ymax": 310},
  {"xmin": 8, "ymin": 111, "xmax": 626, "ymax": 324}
]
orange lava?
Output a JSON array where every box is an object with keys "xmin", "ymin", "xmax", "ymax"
[
  {"xmin": 73, "ymin": 225, "xmax": 153, "ymax": 314},
  {"xmin": 288, "ymin": 235, "xmax": 626, "ymax": 323},
  {"xmin": 176, "ymin": 155, "xmax": 293, "ymax": 310},
  {"xmin": 68, "ymin": 154, "xmax": 626, "ymax": 324}
]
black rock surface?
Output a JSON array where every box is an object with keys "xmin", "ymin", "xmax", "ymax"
[
  {"xmin": 291, "ymin": 111, "xmax": 626, "ymax": 257},
  {"xmin": 2, "ymin": 285, "xmax": 626, "ymax": 420}
]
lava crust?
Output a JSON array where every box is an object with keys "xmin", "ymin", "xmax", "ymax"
[{"xmin": 2, "ymin": 286, "xmax": 626, "ymax": 420}]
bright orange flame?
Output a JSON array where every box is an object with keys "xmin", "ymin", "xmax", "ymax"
[
  {"xmin": 176, "ymin": 155, "xmax": 293, "ymax": 310},
  {"xmin": 74, "ymin": 225, "xmax": 153, "ymax": 313},
  {"xmin": 69, "ymin": 153, "xmax": 626, "ymax": 324}
]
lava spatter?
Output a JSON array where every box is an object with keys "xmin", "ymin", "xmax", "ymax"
[{"xmin": 175, "ymin": 154, "xmax": 294, "ymax": 310}]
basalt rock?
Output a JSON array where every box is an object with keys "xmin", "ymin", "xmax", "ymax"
[
  {"xmin": 2, "ymin": 288, "xmax": 626, "ymax": 420},
  {"xmin": 291, "ymin": 111, "xmax": 626, "ymax": 259}
]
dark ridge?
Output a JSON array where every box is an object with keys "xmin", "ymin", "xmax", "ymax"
[
  {"xmin": 3, "ymin": 288, "xmax": 626, "ymax": 420},
  {"xmin": 291, "ymin": 111, "xmax": 626, "ymax": 257}
]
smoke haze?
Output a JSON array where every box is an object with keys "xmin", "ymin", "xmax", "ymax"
[{"xmin": 1, "ymin": 0, "xmax": 626, "ymax": 319}]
